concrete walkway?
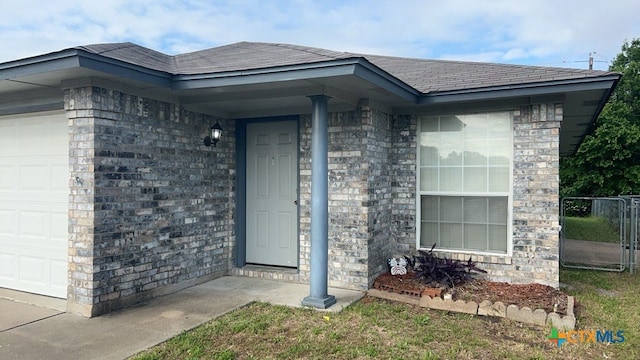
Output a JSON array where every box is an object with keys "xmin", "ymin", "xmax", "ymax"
[{"xmin": 0, "ymin": 276, "xmax": 365, "ymax": 360}]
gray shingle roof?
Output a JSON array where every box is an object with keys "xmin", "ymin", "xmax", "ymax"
[
  {"xmin": 174, "ymin": 42, "xmax": 354, "ymax": 74},
  {"xmin": 360, "ymin": 54, "xmax": 614, "ymax": 93},
  {"xmin": 77, "ymin": 42, "xmax": 175, "ymax": 73},
  {"xmin": 77, "ymin": 41, "xmax": 616, "ymax": 94}
]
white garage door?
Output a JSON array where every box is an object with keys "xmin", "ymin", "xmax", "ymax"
[{"xmin": 0, "ymin": 111, "xmax": 68, "ymax": 298}]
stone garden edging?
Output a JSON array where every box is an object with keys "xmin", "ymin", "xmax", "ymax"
[{"xmin": 367, "ymin": 289, "xmax": 576, "ymax": 330}]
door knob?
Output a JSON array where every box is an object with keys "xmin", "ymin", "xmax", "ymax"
[{"xmin": 294, "ymin": 200, "xmax": 298, "ymax": 205}]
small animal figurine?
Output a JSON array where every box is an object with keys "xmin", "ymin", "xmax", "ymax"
[{"xmin": 388, "ymin": 257, "xmax": 407, "ymax": 275}]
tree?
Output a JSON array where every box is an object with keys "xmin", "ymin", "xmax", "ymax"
[{"xmin": 560, "ymin": 38, "xmax": 640, "ymax": 197}]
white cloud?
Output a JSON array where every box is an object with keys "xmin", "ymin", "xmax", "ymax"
[{"xmin": 0, "ymin": 0, "xmax": 638, "ymax": 71}]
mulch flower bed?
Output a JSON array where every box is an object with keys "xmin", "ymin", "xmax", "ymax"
[{"xmin": 373, "ymin": 272, "xmax": 569, "ymax": 315}]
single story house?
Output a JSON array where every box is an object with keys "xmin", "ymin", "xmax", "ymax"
[{"xmin": 0, "ymin": 42, "xmax": 619, "ymax": 316}]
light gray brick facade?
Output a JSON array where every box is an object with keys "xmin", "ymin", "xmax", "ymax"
[
  {"xmin": 298, "ymin": 101, "xmax": 393, "ymax": 291},
  {"xmin": 65, "ymin": 86, "xmax": 235, "ymax": 316},
  {"xmin": 62, "ymin": 85, "xmax": 560, "ymax": 315}
]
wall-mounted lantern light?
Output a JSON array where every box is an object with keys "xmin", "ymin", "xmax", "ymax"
[{"xmin": 204, "ymin": 121, "xmax": 223, "ymax": 147}]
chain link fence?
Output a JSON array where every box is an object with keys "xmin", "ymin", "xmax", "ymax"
[{"xmin": 560, "ymin": 196, "xmax": 639, "ymax": 273}]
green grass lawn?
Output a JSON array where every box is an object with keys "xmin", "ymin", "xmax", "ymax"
[
  {"xmin": 563, "ymin": 216, "xmax": 621, "ymax": 243},
  {"xmin": 131, "ymin": 269, "xmax": 640, "ymax": 360}
]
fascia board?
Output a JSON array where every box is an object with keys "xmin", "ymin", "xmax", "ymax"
[
  {"xmin": 419, "ymin": 75, "xmax": 621, "ymax": 105},
  {"xmin": 172, "ymin": 58, "xmax": 420, "ymax": 102},
  {"xmin": 171, "ymin": 62, "xmax": 360, "ymax": 89},
  {"xmin": 0, "ymin": 49, "xmax": 172, "ymax": 87},
  {"xmin": 0, "ymin": 50, "xmax": 81, "ymax": 80},
  {"xmin": 75, "ymin": 52, "xmax": 172, "ymax": 87}
]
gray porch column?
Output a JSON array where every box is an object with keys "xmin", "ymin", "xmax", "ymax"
[{"xmin": 302, "ymin": 95, "xmax": 336, "ymax": 309}]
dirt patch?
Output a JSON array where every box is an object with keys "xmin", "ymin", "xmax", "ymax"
[{"xmin": 373, "ymin": 272, "xmax": 569, "ymax": 315}]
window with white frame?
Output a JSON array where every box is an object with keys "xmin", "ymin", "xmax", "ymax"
[{"xmin": 418, "ymin": 112, "xmax": 512, "ymax": 253}]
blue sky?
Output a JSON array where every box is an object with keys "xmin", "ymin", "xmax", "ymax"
[{"xmin": 1, "ymin": 0, "xmax": 638, "ymax": 70}]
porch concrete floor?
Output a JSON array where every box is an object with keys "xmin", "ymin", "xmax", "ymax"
[{"xmin": 0, "ymin": 276, "xmax": 365, "ymax": 360}]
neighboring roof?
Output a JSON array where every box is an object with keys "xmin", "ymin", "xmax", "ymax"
[{"xmin": 77, "ymin": 41, "xmax": 618, "ymax": 95}]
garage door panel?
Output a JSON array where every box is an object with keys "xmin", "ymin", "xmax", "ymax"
[
  {"xmin": 20, "ymin": 120, "xmax": 50, "ymax": 153},
  {"xmin": 20, "ymin": 210, "xmax": 47, "ymax": 240},
  {"xmin": 19, "ymin": 255, "xmax": 47, "ymax": 283},
  {"xmin": 50, "ymin": 260, "xmax": 68, "ymax": 291},
  {"xmin": 0, "ymin": 253, "xmax": 16, "ymax": 280},
  {"xmin": 51, "ymin": 162, "xmax": 69, "ymax": 193},
  {"xmin": 0, "ymin": 165, "xmax": 16, "ymax": 191},
  {"xmin": 0, "ymin": 209, "xmax": 16, "ymax": 235},
  {"xmin": 17, "ymin": 115, "xmax": 67, "ymax": 155},
  {"xmin": 0, "ymin": 111, "xmax": 68, "ymax": 298},
  {"xmin": 16, "ymin": 158, "xmax": 68, "ymax": 198},
  {"xmin": 19, "ymin": 164, "xmax": 48, "ymax": 191},
  {"xmin": 51, "ymin": 212, "xmax": 68, "ymax": 241}
]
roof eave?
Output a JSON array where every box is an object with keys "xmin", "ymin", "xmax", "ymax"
[
  {"xmin": 172, "ymin": 58, "xmax": 421, "ymax": 103},
  {"xmin": 0, "ymin": 48, "xmax": 172, "ymax": 87},
  {"xmin": 0, "ymin": 49, "xmax": 82, "ymax": 79},
  {"xmin": 75, "ymin": 51, "xmax": 172, "ymax": 87},
  {"xmin": 572, "ymin": 74, "xmax": 621, "ymax": 155},
  {"xmin": 418, "ymin": 75, "xmax": 621, "ymax": 105}
]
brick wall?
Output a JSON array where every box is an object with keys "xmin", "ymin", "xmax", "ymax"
[
  {"xmin": 362, "ymin": 103, "xmax": 394, "ymax": 286},
  {"xmin": 326, "ymin": 109, "xmax": 370, "ymax": 290},
  {"xmin": 299, "ymin": 101, "xmax": 395, "ymax": 290},
  {"xmin": 299, "ymin": 109, "xmax": 371, "ymax": 289},
  {"xmin": 391, "ymin": 115, "xmax": 417, "ymax": 254},
  {"xmin": 510, "ymin": 103, "xmax": 561, "ymax": 286},
  {"xmin": 66, "ymin": 86, "xmax": 235, "ymax": 316}
]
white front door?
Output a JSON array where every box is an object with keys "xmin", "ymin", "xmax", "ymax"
[
  {"xmin": 246, "ymin": 121, "xmax": 298, "ymax": 267},
  {"xmin": 0, "ymin": 111, "xmax": 68, "ymax": 298}
]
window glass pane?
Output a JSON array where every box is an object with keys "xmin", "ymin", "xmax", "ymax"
[
  {"xmin": 462, "ymin": 115, "xmax": 488, "ymax": 139},
  {"xmin": 440, "ymin": 133, "xmax": 463, "ymax": 165},
  {"xmin": 420, "ymin": 144, "xmax": 439, "ymax": 166},
  {"xmin": 488, "ymin": 167, "xmax": 510, "ymax": 192},
  {"xmin": 464, "ymin": 224, "xmax": 487, "ymax": 250},
  {"xmin": 464, "ymin": 197, "xmax": 487, "ymax": 223},
  {"xmin": 464, "ymin": 167, "xmax": 487, "ymax": 192},
  {"xmin": 440, "ymin": 149, "xmax": 462, "ymax": 165},
  {"xmin": 440, "ymin": 167, "xmax": 462, "ymax": 191},
  {"xmin": 421, "ymin": 222, "xmax": 439, "ymax": 248},
  {"xmin": 440, "ymin": 223, "xmax": 463, "ymax": 249},
  {"xmin": 440, "ymin": 196, "xmax": 462, "ymax": 222},
  {"xmin": 464, "ymin": 139, "xmax": 487, "ymax": 165},
  {"xmin": 421, "ymin": 196, "xmax": 438, "ymax": 221},
  {"xmin": 420, "ymin": 168, "xmax": 438, "ymax": 191},
  {"xmin": 440, "ymin": 116, "xmax": 465, "ymax": 132},
  {"xmin": 489, "ymin": 225, "xmax": 508, "ymax": 252},
  {"xmin": 488, "ymin": 142, "xmax": 510, "ymax": 165},
  {"xmin": 420, "ymin": 117, "xmax": 439, "ymax": 132},
  {"xmin": 488, "ymin": 197, "xmax": 508, "ymax": 224},
  {"xmin": 487, "ymin": 113, "xmax": 511, "ymax": 138}
]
